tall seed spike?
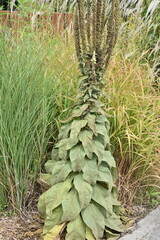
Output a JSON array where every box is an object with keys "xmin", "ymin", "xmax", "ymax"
[
  {"xmin": 96, "ymin": 0, "xmax": 103, "ymax": 54},
  {"xmin": 92, "ymin": 0, "xmax": 97, "ymax": 51},
  {"xmin": 77, "ymin": 0, "xmax": 87, "ymax": 54},
  {"xmin": 104, "ymin": 0, "xmax": 120, "ymax": 69},
  {"xmin": 86, "ymin": 0, "xmax": 91, "ymax": 49},
  {"xmin": 100, "ymin": 0, "xmax": 107, "ymax": 36}
]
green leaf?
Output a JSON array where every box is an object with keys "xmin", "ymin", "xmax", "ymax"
[
  {"xmin": 74, "ymin": 174, "xmax": 92, "ymax": 209},
  {"xmin": 40, "ymin": 180, "xmax": 72, "ymax": 216},
  {"xmin": 62, "ymin": 188, "xmax": 81, "ymax": 221},
  {"xmin": 43, "ymin": 205, "xmax": 63, "ymax": 234},
  {"xmin": 85, "ymin": 226, "xmax": 95, "ymax": 240},
  {"xmin": 49, "ymin": 161, "xmax": 72, "ymax": 185},
  {"xmin": 92, "ymin": 184, "xmax": 112, "ymax": 214},
  {"xmin": 105, "ymin": 212, "xmax": 124, "ymax": 233},
  {"xmin": 79, "ymin": 130, "xmax": 93, "ymax": 159},
  {"xmin": 66, "ymin": 215, "xmax": 86, "ymax": 240},
  {"xmin": 81, "ymin": 203, "xmax": 105, "ymax": 239},
  {"xmin": 70, "ymin": 120, "xmax": 88, "ymax": 140},
  {"xmin": 96, "ymin": 115, "xmax": 108, "ymax": 123},
  {"xmin": 69, "ymin": 144, "xmax": 86, "ymax": 172},
  {"xmin": 57, "ymin": 138, "xmax": 78, "ymax": 160},
  {"xmin": 38, "ymin": 191, "xmax": 46, "ymax": 217},
  {"xmin": 85, "ymin": 113, "xmax": 98, "ymax": 136},
  {"xmin": 45, "ymin": 160, "xmax": 57, "ymax": 173},
  {"xmin": 83, "ymin": 158, "xmax": 98, "ymax": 185},
  {"xmin": 93, "ymin": 140, "xmax": 105, "ymax": 165},
  {"xmin": 98, "ymin": 165, "xmax": 113, "ymax": 189},
  {"xmin": 58, "ymin": 123, "xmax": 71, "ymax": 140},
  {"xmin": 96, "ymin": 123, "xmax": 110, "ymax": 146},
  {"xmin": 102, "ymin": 151, "xmax": 116, "ymax": 168},
  {"xmin": 72, "ymin": 104, "xmax": 89, "ymax": 118},
  {"xmin": 51, "ymin": 148, "xmax": 59, "ymax": 161}
]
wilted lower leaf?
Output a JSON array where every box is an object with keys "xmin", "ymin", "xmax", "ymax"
[
  {"xmin": 43, "ymin": 206, "xmax": 63, "ymax": 234},
  {"xmin": 79, "ymin": 130, "xmax": 93, "ymax": 159},
  {"xmin": 74, "ymin": 174, "xmax": 92, "ymax": 209},
  {"xmin": 83, "ymin": 158, "xmax": 98, "ymax": 185},
  {"xmin": 81, "ymin": 203, "xmax": 105, "ymax": 239},
  {"xmin": 66, "ymin": 215, "xmax": 86, "ymax": 240},
  {"xmin": 105, "ymin": 229, "xmax": 120, "ymax": 240},
  {"xmin": 69, "ymin": 145, "xmax": 86, "ymax": 172},
  {"xmin": 44, "ymin": 223, "xmax": 66, "ymax": 240},
  {"xmin": 85, "ymin": 226, "xmax": 95, "ymax": 240},
  {"xmin": 62, "ymin": 188, "xmax": 81, "ymax": 221},
  {"xmin": 105, "ymin": 212, "xmax": 124, "ymax": 233}
]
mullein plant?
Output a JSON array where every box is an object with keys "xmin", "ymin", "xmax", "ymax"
[{"xmin": 38, "ymin": 0, "xmax": 124, "ymax": 239}]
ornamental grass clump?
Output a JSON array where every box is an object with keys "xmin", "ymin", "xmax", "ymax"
[{"xmin": 38, "ymin": 0, "xmax": 124, "ymax": 239}]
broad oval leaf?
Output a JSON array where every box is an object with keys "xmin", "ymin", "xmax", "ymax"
[
  {"xmin": 79, "ymin": 130, "xmax": 93, "ymax": 159},
  {"xmin": 102, "ymin": 151, "xmax": 116, "ymax": 168},
  {"xmin": 98, "ymin": 165, "xmax": 113, "ymax": 190},
  {"xmin": 62, "ymin": 188, "xmax": 81, "ymax": 221},
  {"xmin": 85, "ymin": 113, "xmax": 98, "ymax": 136},
  {"xmin": 70, "ymin": 120, "xmax": 88, "ymax": 140},
  {"xmin": 82, "ymin": 158, "xmax": 99, "ymax": 185},
  {"xmin": 92, "ymin": 184, "xmax": 112, "ymax": 214},
  {"xmin": 69, "ymin": 145, "xmax": 86, "ymax": 172},
  {"xmin": 74, "ymin": 174, "xmax": 92, "ymax": 209},
  {"xmin": 81, "ymin": 203, "xmax": 105, "ymax": 239},
  {"xmin": 93, "ymin": 140, "xmax": 105, "ymax": 165},
  {"xmin": 50, "ymin": 161, "xmax": 72, "ymax": 185},
  {"xmin": 105, "ymin": 212, "xmax": 124, "ymax": 233},
  {"xmin": 58, "ymin": 123, "xmax": 71, "ymax": 140},
  {"xmin": 66, "ymin": 215, "xmax": 86, "ymax": 240},
  {"xmin": 45, "ymin": 160, "xmax": 57, "ymax": 174}
]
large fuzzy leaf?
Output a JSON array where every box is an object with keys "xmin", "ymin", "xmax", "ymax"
[
  {"xmin": 66, "ymin": 215, "xmax": 86, "ymax": 240},
  {"xmin": 74, "ymin": 174, "xmax": 92, "ymax": 209},
  {"xmin": 98, "ymin": 165, "xmax": 114, "ymax": 187},
  {"xmin": 62, "ymin": 188, "xmax": 81, "ymax": 221},
  {"xmin": 58, "ymin": 123, "xmax": 71, "ymax": 140},
  {"xmin": 79, "ymin": 130, "xmax": 93, "ymax": 159},
  {"xmin": 43, "ymin": 205, "xmax": 63, "ymax": 234},
  {"xmin": 92, "ymin": 184, "xmax": 112, "ymax": 214},
  {"xmin": 38, "ymin": 180, "xmax": 72, "ymax": 217},
  {"xmin": 81, "ymin": 203, "xmax": 105, "ymax": 239},
  {"xmin": 102, "ymin": 151, "xmax": 116, "ymax": 168},
  {"xmin": 45, "ymin": 160, "xmax": 57, "ymax": 174},
  {"xmin": 57, "ymin": 138, "xmax": 79, "ymax": 160},
  {"xmin": 98, "ymin": 165, "xmax": 113, "ymax": 190},
  {"xmin": 105, "ymin": 212, "xmax": 124, "ymax": 233},
  {"xmin": 93, "ymin": 140, "xmax": 105, "ymax": 165},
  {"xmin": 83, "ymin": 158, "xmax": 99, "ymax": 185},
  {"xmin": 70, "ymin": 120, "xmax": 88, "ymax": 140},
  {"xmin": 49, "ymin": 161, "xmax": 72, "ymax": 185},
  {"xmin": 51, "ymin": 149, "xmax": 59, "ymax": 161},
  {"xmin": 85, "ymin": 113, "xmax": 98, "ymax": 135},
  {"xmin": 69, "ymin": 145, "xmax": 86, "ymax": 172}
]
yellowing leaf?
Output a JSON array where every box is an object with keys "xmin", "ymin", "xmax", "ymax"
[
  {"xmin": 44, "ymin": 223, "xmax": 65, "ymax": 240},
  {"xmin": 85, "ymin": 226, "xmax": 95, "ymax": 240}
]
